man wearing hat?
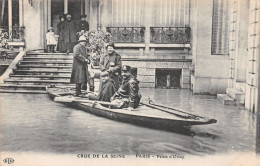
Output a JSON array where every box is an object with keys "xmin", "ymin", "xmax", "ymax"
[
  {"xmin": 86, "ymin": 71, "xmax": 116, "ymax": 103},
  {"xmin": 70, "ymin": 36, "xmax": 91, "ymax": 96},
  {"xmin": 99, "ymin": 42, "xmax": 122, "ymax": 91},
  {"xmin": 64, "ymin": 13, "xmax": 77, "ymax": 53},
  {"xmin": 110, "ymin": 65, "xmax": 141, "ymax": 109},
  {"xmin": 78, "ymin": 14, "xmax": 89, "ymax": 33},
  {"xmin": 57, "ymin": 14, "xmax": 66, "ymax": 52}
]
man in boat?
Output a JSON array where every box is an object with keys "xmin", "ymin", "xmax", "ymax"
[
  {"xmin": 86, "ymin": 71, "xmax": 116, "ymax": 102},
  {"xmin": 99, "ymin": 42, "xmax": 122, "ymax": 91},
  {"xmin": 110, "ymin": 65, "xmax": 141, "ymax": 109},
  {"xmin": 70, "ymin": 35, "xmax": 91, "ymax": 97}
]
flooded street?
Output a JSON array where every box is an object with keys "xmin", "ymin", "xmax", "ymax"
[{"xmin": 0, "ymin": 89, "xmax": 256, "ymax": 156}]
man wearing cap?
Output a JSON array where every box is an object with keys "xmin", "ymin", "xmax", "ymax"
[
  {"xmin": 64, "ymin": 13, "xmax": 77, "ymax": 53},
  {"xmin": 78, "ymin": 14, "xmax": 89, "ymax": 33},
  {"xmin": 99, "ymin": 42, "xmax": 122, "ymax": 90},
  {"xmin": 57, "ymin": 14, "xmax": 66, "ymax": 52},
  {"xmin": 70, "ymin": 36, "xmax": 91, "ymax": 96},
  {"xmin": 110, "ymin": 65, "xmax": 141, "ymax": 109},
  {"xmin": 86, "ymin": 71, "xmax": 116, "ymax": 102}
]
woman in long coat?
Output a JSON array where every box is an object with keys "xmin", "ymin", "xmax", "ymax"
[
  {"xmin": 57, "ymin": 14, "xmax": 66, "ymax": 52},
  {"xmin": 70, "ymin": 36, "xmax": 90, "ymax": 96}
]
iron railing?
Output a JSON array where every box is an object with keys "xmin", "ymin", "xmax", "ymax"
[
  {"xmin": 150, "ymin": 27, "xmax": 191, "ymax": 44},
  {"xmin": 0, "ymin": 26, "xmax": 25, "ymax": 42},
  {"xmin": 106, "ymin": 27, "xmax": 145, "ymax": 43}
]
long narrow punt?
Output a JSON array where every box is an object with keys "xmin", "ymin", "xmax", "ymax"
[{"xmin": 47, "ymin": 87, "xmax": 217, "ymax": 131}]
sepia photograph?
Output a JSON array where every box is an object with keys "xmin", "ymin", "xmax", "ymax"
[{"xmin": 0, "ymin": 0, "xmax": 259, "ymax": 165}]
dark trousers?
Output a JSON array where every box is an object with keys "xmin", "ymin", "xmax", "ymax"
[
  {"xmin": 82, "ymin": 77, "xmax": 95, "ymax": 91},
  {"xmin": 76, "ymin": 83, "xmax": 82, "ymax": 96},
  {"xmin": 47, "ymin": 45, "xmax": 55, "ymax": 53}
]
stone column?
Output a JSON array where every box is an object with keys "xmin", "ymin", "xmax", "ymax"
[
  {"xmin": 19, "ymin": 0, "xmax": 24, "ymax": 26},
  {"xmin": 8, "ymin": 0, "xmax": 12, "ymax": 39},
  {"xmin": 64, "ymin": 0, "xmax": 68, "ymax": 14},
  {"xmin": 81, "ymin": 0, "xmax": 84, "ymax": 14},
  {"xmin": 48, "ymin": 0, "xmax": 51, "ymax": 28},
  {"xmin": 85, "ymin": 0, "xmax": 90, "ymax": 22},
  {"xmin": 144, "ymin": 0, "xmax": 152, "ymax": 56}
]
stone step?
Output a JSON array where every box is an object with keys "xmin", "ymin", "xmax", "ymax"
[
  {"xmin": 20, "ymin": 60, "xmax": 73, "ymax": 65},
  {"xmin": 14, "ymin": 69, "xmax": 72, "ymax": 76},
  {"xmin": 10, "ymin": 74, "xmax": 71, "ymax": 80},
  {"xmin": 217, "ymin": 94, "xmax": 236, "ymax": 105},
  {"xmin": 4, "ymin": 79, "xmax": 72, "ymax": 85},
  {"xmin": 26, "ymin": 53, "xmax": 67, "ymax": 55},
  {"xmin": 0, "ymin": 84, "xmax": 47, "ymax": 90},
  {"xmin": 235, "ymin": 82, "xmax": 246, "ymax": 93},
  {"xmin": 226, "ymin": 88, "xmax": 245, "ymax": 104},
  {"xmin": 25, "ymin": 54, "xmax": 73, "ymax": 59},
  {"xmin": 18, "ymin": 65, "xmax": 72, "ymax": 70},
  {"xmin": 0, "ymin": 89, "xmax": 47, "ymax": 94},
  {"xmin": 23, "ymin": 57, "xmax": 73, "ymax": 60}
]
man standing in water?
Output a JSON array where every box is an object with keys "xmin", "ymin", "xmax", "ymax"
[
  {"xmin": 70, "ymin": 36, "xmax": 90, "ymax": 96},
  {"xmin": 99, "ymin": 42, "xmax": 122, "ymax": 90}
]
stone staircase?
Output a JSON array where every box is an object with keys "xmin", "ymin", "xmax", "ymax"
[
  {"xmin": 217, "ymin": 82, "xmax": 246, "ymax": 105},
  {"xmin": 0, "ymin": 53, "xmax": 74, "ymax": 94}
]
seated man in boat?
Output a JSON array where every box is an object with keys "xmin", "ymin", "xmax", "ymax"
[
  {"xmin": 86, "ymin": 71, "xmax": 116, "ymax": 102},
  {"xmin": 110, "ymin": 65, "xmax": 142, "ymax": 109}
]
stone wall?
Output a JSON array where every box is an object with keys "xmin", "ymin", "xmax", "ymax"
[{"xmin": 121, "ymin": 59, "xmax": 191, "ymax": 89}]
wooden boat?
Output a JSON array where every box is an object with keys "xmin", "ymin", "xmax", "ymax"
[{"xmin": 47, "ymin": 86, "xmax": 217, "ymax": 131}]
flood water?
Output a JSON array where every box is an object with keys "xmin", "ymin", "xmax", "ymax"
[{"xmin": 0, "ymin": 89, "xmax": 256, "ymax": 156}]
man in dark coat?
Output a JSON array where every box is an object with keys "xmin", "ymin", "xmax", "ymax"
[
  {"xmin": 64, "ymin": 14, "xmax": 78, "ymax": 53},
  {"xmin": 87, "ymin": 71, "xmax": 116, "ymax": 102},
  {"xmin": 70, "ymin": 36, "xmax": 90, "ymax": 96},
  {"xmin": 57, "ymin": 14, "xmax": 66, "ymax": 52},
  {"xmin": 78, "ymin": 14, "xmax": 89, "ymax": 32},
  {"xmin": 99, "ymin": 42, "xmax": 122, "ymax": 90},
  {"xmin": 111, "ymin": 65, "xmax": 141, "ymax": 109}
]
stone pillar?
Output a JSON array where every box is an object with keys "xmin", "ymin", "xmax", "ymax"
[
  {"xmin": 48, "ymin": 0, "xmax": 51, "ymax": 28},
  {"xmin": 19, "ymin": 0, "xmax": 24, "ymax": 26},
  {"xmin": 64, "ymin": 0, "xmax": 68, "ymax": 14},
  {"xmin": 8, "ymin": 0, "xmax": 12, "ymax": 39},
  {"xmin": 81, "ymin": 0, "xmax": 84, "ymax": 15},
  {"xmin": 144, "ymin": 0, "xmax": 152, "ymax": 56},
  {"xmin": 85, "ymin": 0, "xmax": 90, "ymax": 22}
]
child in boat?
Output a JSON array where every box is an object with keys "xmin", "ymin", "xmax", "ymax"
[{"xmin": 86, "ymin": 71, "xmax": 116, "ymax": 102}]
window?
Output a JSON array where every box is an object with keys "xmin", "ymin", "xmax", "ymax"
[{"xmin": 211, "ymin": 0, "xmax": 230, "ymax": 55}]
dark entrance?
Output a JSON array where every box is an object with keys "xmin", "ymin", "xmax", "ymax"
[
  {"xmin": 51, "ymin": 0, "xmax": 82, "ymax": 34},
  {"xmin": 155, "ymin": 69, "xmax": 181, "ymax": 89}
]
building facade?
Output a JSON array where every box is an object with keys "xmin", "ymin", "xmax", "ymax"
[{"xmin": 0, "ymin": 0, "xmax": 259, "ymax": 111}]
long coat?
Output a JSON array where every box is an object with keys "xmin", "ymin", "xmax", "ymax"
[
  {"xmin": 57, "ymin": 21, "xmax": 66, "ymax": 52},
  {"xmin": 64, "ymin": 20, "xmax": 78, "ymax": 44},
  {"xmin": 98, "ymin": 78, "xmax": 116, "ymax": 102},
  {"xmin": 78, "ymin": 20, "xmax": 89, "ymax": 32},
  {"xmin": 70, "ymin": 43, "xmax": 90, "ymax": 84},
  {"xmin": 99, "ymin": 51, "xmax": 122, "ymax": 90}
]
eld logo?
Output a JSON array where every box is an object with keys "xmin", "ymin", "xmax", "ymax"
[{"xmin": 3, "ymin": 158, "xmax": 15, "ymax": 164}]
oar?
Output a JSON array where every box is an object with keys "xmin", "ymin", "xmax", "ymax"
[
  {"xmin": 140, "ymin": 102, "xmax": 199, "ymax": 119},
  {"xmin": 54, "ymin": 96, "xmax": 119, "ymax": 107},
  {"xmin": 147, "ymin": 99, "xmax": 204, "ymax": 119}
]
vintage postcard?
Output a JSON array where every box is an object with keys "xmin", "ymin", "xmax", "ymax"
[{"xmin": 0, "ymin": 0, "xmax": 259, "ymax": 165}]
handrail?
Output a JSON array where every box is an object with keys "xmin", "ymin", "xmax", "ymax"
[{"xmin": 0, "ymin": 51, "xmax": 26, "ymax": 84}]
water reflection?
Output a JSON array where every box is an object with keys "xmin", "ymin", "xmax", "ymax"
[{"xmin": 0, "ymin": 88, "xmax": 256, "ymax": 155}]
